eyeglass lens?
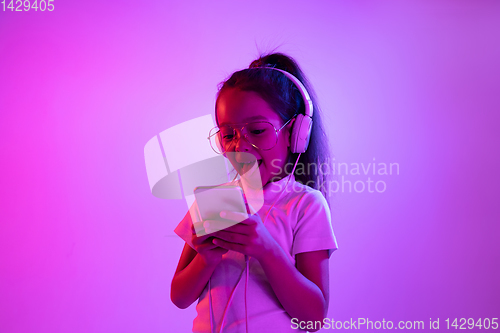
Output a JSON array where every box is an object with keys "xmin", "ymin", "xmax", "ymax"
[{"xmin": 209, "ymin": 122, "xmax": 278, "ymax": 154}]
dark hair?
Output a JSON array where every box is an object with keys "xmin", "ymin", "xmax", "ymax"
[{"xmin": 215, "ymin": 53, "xmax": 333, "ymax": 206}]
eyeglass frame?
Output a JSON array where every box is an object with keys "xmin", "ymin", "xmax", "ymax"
[{"xmin": 208, "ymin": 115, "xmax": 296, "ymax": 154}]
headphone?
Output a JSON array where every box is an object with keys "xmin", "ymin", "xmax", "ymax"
[
  {"xmin": 215, "ymin": 67, "xmax": 314, "ymax": 155},
  {"xmin": 263, "ymin": 67, "xmax": 314, "ymax": 154}
]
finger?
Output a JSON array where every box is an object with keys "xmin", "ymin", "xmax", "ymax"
[
  {"xmin": 212, "ymin": 230, "xmax": 247, "ymax": 245},
  {"xmin": 210, "ymin": 246, "xmax": 229, "ymax": 256},
  {"xmin": 196, "ymin": 241, "xmax": 218, "ymax": 253},
  {"xmin": 220, "ymin": 210, "xmax": 249, "ymax": 222},
  {"xmin": 192, "ymin": 233, "xmax": 216, "ymax": 245},
  {"xmin": 203, "ymin": 219, "xmax": 238, "ymax": 234},
  {"xmin": 193, "ymin": 222, "xmax": 207, "ymax": 237},
  {"xmin": 213, "ymin": 238, "xmax": 246, "ymax": 254},
  {"xmin": 220, "ymin": 222, "xmax": 251, "ymax": 234},
  {"xmin": 221, "ymin": 212, "xmax": 261, "ymax": 226},
  {"xmin": 197, "ymin": 237, "xmax": 226, "ymax": 251}
]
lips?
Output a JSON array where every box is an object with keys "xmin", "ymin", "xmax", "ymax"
[{"xmin": 239, "ymin": 160, "xmax": 262, "ymax": 175}]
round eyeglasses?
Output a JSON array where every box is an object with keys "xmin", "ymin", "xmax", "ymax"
[{"xmin": 208, "ymin": 117, "xmax": 294, "ymax": 154}]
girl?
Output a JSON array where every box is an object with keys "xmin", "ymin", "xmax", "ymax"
[{"xmin": 171, "ymin": 53, "xmax": 338, "ymax": 333}]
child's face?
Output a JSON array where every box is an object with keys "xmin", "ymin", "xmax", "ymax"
[{"xmin": 216, "ymin": 88, "xmax": 293, "ymax": 186}]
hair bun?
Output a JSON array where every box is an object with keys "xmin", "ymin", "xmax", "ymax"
[{"xmin": 249, "ymin": 53, "xmax": 298, "ymax": 74}]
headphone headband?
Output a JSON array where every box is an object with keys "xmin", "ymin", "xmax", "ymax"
[
  {"xmin": 255, "ymin": 67, "xmax": 313, "ymax": 119},
  {"xmin": 253, "ymin": 66, "xmax": 314, "ymax": 153}
]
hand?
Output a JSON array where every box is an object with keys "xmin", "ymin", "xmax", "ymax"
[
  {"xmin": 209, "ymin": 210, "xmax": 278, "ymax": 262},
  {"xmin": 190, "ymin": 222, "xmax": 228, "ymax": 266}
]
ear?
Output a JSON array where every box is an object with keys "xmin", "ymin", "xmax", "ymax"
[{"xmin": 285, "ymin": 118, "xmax": 295, "ymax": 147}]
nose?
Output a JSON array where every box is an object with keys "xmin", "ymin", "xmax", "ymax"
[{"xmin": 233, "ymin": 129, "xmax": 252, "ymax": 152}]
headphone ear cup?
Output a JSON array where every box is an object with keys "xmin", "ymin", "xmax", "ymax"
[{"xmin": 290, "ymin": 114, "xmax": 313, "ymax": 153}]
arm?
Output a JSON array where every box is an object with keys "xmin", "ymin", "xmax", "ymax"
[
  {"xmin": 210, "ymin": 212, "xmax": 330, "ymax": 328},
  {"xmin": 261, "ymin": 249, "xmax": 329, "ymax": 326},
  {"xmin": 170, "ymin": 232, "xmax": 228, "ymax": 309}
]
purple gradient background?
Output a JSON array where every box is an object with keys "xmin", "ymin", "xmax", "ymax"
[{"xmin": 1, "ymin": 1, "xmax": 499, "ymax": 332}]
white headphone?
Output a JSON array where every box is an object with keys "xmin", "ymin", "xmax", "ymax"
[{"xmin": 262, "ymin": 67, "xmax": 314, "ymax": 154}]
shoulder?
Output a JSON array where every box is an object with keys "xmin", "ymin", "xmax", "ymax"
[
  {"xmin": 288, "ymin": 181, "xmax": 338, "ymax": 256},
  {"xmin": 286, "ymin": 180, "xmax": 329, "ymax": 215}
]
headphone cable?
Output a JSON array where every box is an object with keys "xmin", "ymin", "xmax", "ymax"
[{"xmin": 212, "ymin": 153, "xmax": 301, "ymax": 333}]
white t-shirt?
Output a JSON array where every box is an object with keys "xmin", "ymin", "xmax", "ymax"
[{"xmin": 174, "ymin": 174, "xmax": 338, "ymax": 333}]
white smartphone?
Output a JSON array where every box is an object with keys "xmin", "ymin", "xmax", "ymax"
[{"xmin": 193, "ymin": 185, "xmax": 249, "ymax": 236}]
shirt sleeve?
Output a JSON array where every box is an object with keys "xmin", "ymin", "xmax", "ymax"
[
  {"xmin": 291, "ymin": 190, "xmax": 338, "ymax": 258},
  {"xmin": 173, "ymin": 200, "xmax": 201, "ymax": 250}
]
